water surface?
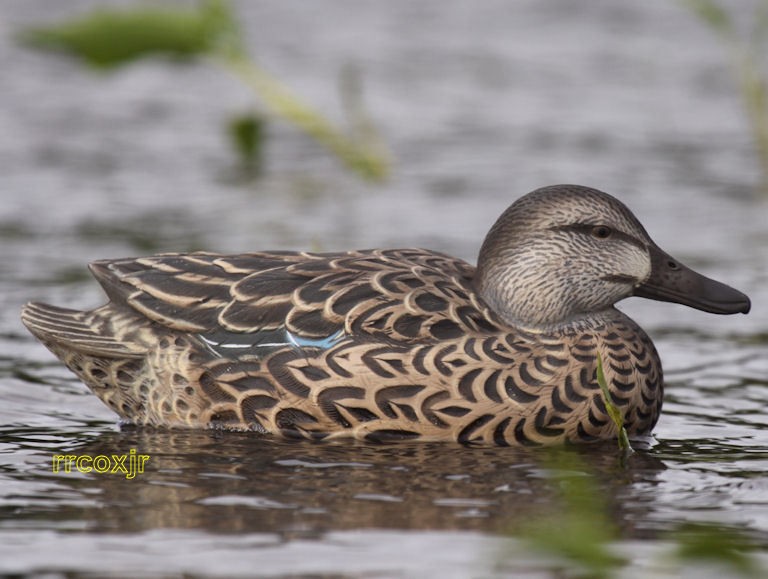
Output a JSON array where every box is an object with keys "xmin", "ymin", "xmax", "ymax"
[{"xmin": 1, "ymin": 0, "xmax": 767, "ymax": 576}]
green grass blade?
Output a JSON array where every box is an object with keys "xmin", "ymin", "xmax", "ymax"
[
  {"xmin": 596, "ymin": 353, "xmax": 633, "ymax": 455},
  {"xmin": 220, "ymin": 55, "xmax": 390, "ymax": 181}
]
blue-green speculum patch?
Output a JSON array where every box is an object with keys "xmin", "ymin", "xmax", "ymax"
[{"xmin": 201, "ymin": 328, "xmax": 345, "ymax": 357}]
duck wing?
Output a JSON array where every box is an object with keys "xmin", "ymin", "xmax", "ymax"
[{"xmin": 89, "ymin": 249, "xmax": 502, "ymax": 349}]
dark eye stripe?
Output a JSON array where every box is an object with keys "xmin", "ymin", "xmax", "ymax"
[
  {"xmin": 550, "ymin": 224, "xmax": 647, "ymax": 251},
  {"xmin": 601, "ymin": 274, "xmax": 637, "ymax": 284}
]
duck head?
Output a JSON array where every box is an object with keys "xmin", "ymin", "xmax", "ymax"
[{"xmin": 475, "ymin": 185, "xmax": 751, "ymax": 329}]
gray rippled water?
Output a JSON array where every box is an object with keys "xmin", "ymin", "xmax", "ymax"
[{"xmin": 1, "ymin": 0, "xmax": 766, "ymax": 576}]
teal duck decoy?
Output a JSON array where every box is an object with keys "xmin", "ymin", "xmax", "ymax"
[{"xmin": 21, "ymin": 185, "xmax": 750, "ymax": 445}]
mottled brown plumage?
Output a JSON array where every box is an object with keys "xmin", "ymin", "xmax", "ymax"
[{"xmin": 21, "ymin": 185, "xmax": 750, "ymax": 445}]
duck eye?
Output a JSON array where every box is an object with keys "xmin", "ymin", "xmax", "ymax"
[{"xmin": 591, "ymin": 225, "xmax": 612, "ymax": 239}]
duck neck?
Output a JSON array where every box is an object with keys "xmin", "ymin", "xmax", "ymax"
[
  {"xmin": 495, "ymin": 305, "xmax": 630, "ymax": 337},
  {"xmin": 534, "ymin": 308, "xmax": 631, "ymax": 336},
  {"xmin": 474, "ymin": 250, "xmax": 631, "ymax": 333}
]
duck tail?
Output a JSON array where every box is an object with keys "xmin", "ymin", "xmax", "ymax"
[
  {"xmin": 21, "ymin": 302, "xmax": 142, "ymax": 359},
  {"xmin": 22, "ymin": 302, "xmax": 154, "ymax": 421}
]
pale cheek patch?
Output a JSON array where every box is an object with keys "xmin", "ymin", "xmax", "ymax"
[{"xmin": 630, "ymin": 249, "xmax": 652, "ymax": 284}]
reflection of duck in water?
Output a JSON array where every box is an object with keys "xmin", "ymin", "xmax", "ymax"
[
  {"xmin": 54, "ymin": 430, "xmax": 668, "ymax": 536},
  {"xmin": 22, "ymin": 185, "xmax": 750, "ymax": 445}
]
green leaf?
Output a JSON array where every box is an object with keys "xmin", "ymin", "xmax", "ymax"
[
  {"xmin": 19, "ymin": 0, "xmax": 241, "ymax": 69},
  {"xmin": 596, "ymin": 353, "xmax": 633, "ymax": 455}
]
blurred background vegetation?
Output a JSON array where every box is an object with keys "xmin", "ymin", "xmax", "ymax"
[
  {"xmin": 18, "ymin": 0, "xmax": 768, "ymax": 194},
  {"xmin": 685, "ymin": 0, "xmax": 768, "ymax": 195},
  {"xmin": 20, "ymin": 0, "xmax": 390, "ymax": 182},
  {"xmin": 513, "ymin": 450, "xmax": 763, "ymax": 579}
]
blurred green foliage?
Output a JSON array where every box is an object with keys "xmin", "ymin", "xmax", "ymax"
[
  {"xmin": 514, "ymin": 449, "xmax": 764, "ymax": 578},
  {"xmin": 20, "ymin": 1, "xmax": 235, "ymax": 68},
  {"xmin": 519, "ymin": 451, "xmax": 626, "ymax": 579},
  {"xmin": 227, "ymin": 112, "xmax": 265, "ymax": 173},
  {"xmin": 684, "ymin": 0, "xmax": 768, "ymax": 194},
  {"xmin": 674, "ymin": 522, "xmax": 762, "ymax": 577},
  {"xmin": 20, "ymin": 0, "xmax": 389, "ymax": 182}
]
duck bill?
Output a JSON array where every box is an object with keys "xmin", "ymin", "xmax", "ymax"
[{"xmin": 633, "ymin": 244, "xmax": 751, "ymax": 315}]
